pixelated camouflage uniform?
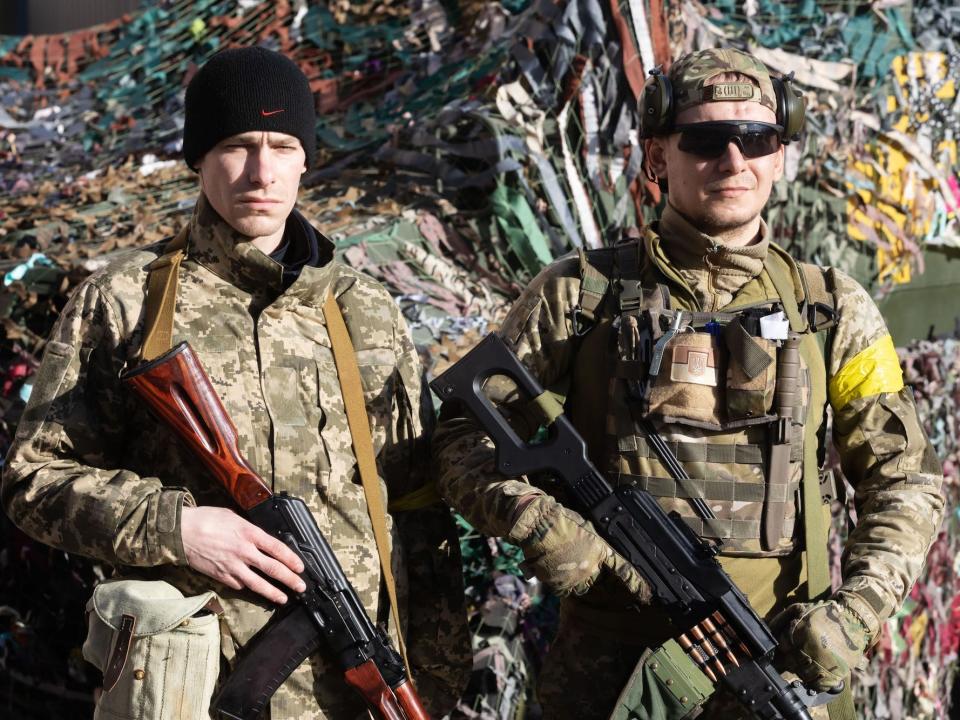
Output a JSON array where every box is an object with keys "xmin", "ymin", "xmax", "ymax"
[
  {"xmin": 432, "ymin": 204, "xmax": 944, "ymax": 719},
  {"xmin": 2, "ymin": 195, "xmax": 467, "ymax": 719}
]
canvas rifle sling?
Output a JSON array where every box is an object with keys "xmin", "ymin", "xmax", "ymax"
[
  {"xmin": 324, "ymin": 293, "xmax": 412, "ymax": 677},
  {"xmin": 140, "ymin": 225, "xmax": 189, "ymax": 362}
]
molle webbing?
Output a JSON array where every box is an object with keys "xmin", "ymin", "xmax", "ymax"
[
  {"xmin": 621, "ymin": 474, "xmax": 800, "ymax": 504},
  {"xmin": 687, "ymin": 516, "xmax": 796, "ymax": 541},
  {"xmin": 576, "ymin": 241, "xmax": 836, "ymax": 571},
  {"xmin": 616, "ymin": 436, "xmax": 802, "ymax": 465},
  {"xmin": 799, "ymin": 262, "xmax": 839, "ymax": 332},
  {"xmin": 763, "ymin": 250, "xmax": 806, "ymax": 333},
  {"xmin": 575, "ymin": 247, "xmax": 612, "ymax": 325},
  {"xmin": 572, "ymin": 243, "xmax": 641, "ymax": 328}
]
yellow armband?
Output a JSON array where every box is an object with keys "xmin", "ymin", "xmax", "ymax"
[{"xmin": 829, "ymin": 334, "xmax": 904, "ymax": 410}]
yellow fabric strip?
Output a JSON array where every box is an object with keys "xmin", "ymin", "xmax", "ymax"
[
  {"xmin": 388, "ymin": 482, "xmax": 442, "ymax": 512},
  {"xmin": 829, "ymin": 334, "xmax": 904, "ymax": 410}
]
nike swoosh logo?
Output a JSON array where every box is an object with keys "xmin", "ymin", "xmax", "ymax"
[{"xmin": 260, "ymin": 108, "xmax": 284, "ymax": 116}]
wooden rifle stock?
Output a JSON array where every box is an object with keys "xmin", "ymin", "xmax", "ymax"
[
  {"xmin": 344, "ymin": 661, "xmax": 430, "ymax": 720},
  {"xmin": 120, "ymin": 342, "xmax": 272, "ymax": 511},
  {"xmin": 393, "ymin": 681, "xmax": 431, "ymax": 720}
]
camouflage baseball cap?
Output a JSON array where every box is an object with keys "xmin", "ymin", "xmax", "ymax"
[{"xmin": 669, "ymin": 48, "xmax": 777, "ymax": 114}]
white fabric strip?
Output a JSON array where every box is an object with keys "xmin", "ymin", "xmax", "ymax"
[
  {"xmin": 580, "ymin": 70, "xmax": 603, "ymax": 192},
  {"xmin": 627, "ymin": 0, "xmax": 657, "ymax": 73},
  {"xmin": 558, "ymin": 100, "xmax": 602, "ymax": 248}
]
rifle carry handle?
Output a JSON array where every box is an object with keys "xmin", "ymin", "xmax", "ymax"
[{"xmin": 120, "ymin": 341, "xmax": 272, "ymax": 511}]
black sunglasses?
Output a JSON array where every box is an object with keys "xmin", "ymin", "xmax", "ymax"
[{"xmin": 674, "ymin": 121, "xmax": 783, "ymax": 159}]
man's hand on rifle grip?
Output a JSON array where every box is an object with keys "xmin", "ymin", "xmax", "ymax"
[
  {"xmin": 770, "ymin": 591, "xmax": 878, "ymax": 693},
  {"xmin": 511, "ymin": 495, "xmax": 652, "ymax": 602},
  {"xmin": 181, "ymin": 506, "xmax": 307, "ymax": 605}
]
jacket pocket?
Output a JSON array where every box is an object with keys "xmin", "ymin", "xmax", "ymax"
[
  {"xmin": 189, "ymin": 335, "xmax": 240, "ymax": 397},
  {"xmin": 83, "ymin": 579, "xmax": 222, "ymax": 720},
  {"xmin": 17, "ymin": 340, "xmax": 74, "ymax": 447}
]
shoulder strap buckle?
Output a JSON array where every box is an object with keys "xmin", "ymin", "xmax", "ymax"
[
  {"xmin": 805, "ymin": 301, "xmax": 837, "ymax": 333},
  {"xmin": 568, "ymin": 305, "xmax": 590, "ymax": 337}
]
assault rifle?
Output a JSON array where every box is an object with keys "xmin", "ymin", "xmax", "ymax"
[
  {"xmin": 430, "ymin": 334, "xmax": 839, "ymax": 720},
  {"xmin": 121, "ymin": 342, "xmax": 429, "ymax": 720}
]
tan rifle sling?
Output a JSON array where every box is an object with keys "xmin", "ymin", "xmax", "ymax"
[
  {"xmin": 323, "ymin": 292, "xmax": 411, "ymax": 676},
  {"xmin": 140, "ymin": 229, "xmax": 412, "ymax": 677},
  {"xmin": 140, "ymin": 225, "xmax": 188, "ymax": 362}
]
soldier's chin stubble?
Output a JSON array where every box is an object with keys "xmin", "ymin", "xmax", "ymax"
[{"xmin": 690, "ymin": 210, "xmax": 758, "ymax": 236}]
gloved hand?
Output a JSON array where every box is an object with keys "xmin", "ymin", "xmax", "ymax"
[
  {"xmin": 510, "ymin": 495, "xmax": 651, "ymax": 601},
  {"xmin": 770, "ymin": 591, "xmax": 878, "ymax": 692}
]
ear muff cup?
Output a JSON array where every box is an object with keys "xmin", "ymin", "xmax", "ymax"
[
  {"xmin": 773, "ymin": 75, "xmax": 806, "ymax": 144},
  {"xmin": 640, "ymin": 70, "xmax": 673, "ymax": 139}
]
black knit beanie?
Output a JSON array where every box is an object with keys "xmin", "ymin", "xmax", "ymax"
[{"xmin": 183, "ymin": 47, "xmax": 316, "ymax": 170}]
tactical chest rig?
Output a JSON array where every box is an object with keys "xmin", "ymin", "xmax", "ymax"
[{"xmin": 564, "ymin": 230, "xmax": 839, "ymax": 599}]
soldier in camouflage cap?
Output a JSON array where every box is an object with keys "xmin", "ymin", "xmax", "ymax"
[
  {"xmin": 434, "ymin": 46, "xmax": 943, "ymax": 719},
  {"xmin": 3, "ymin": 46, "xmax": 469, "ymax": 718},
  {"xmin": 669, "ymin": 47, "xmax": 778, "ymax": 114}
]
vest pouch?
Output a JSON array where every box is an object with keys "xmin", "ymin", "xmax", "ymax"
[
  {"xmin": 647, "ymin": 332, "xmax": 725, "ymax": 429},
  {"xmin": 726, "ymin": 333, "xmax": 777, "ymax": 422},
  {"xmin": 83, "ymin": 579, "xmax": 222, "ymax": 720}
]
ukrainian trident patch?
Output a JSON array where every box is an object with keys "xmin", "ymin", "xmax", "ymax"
[{"xmin": 670, "ymin": 346, "xmax": 718, "ymax": 386}]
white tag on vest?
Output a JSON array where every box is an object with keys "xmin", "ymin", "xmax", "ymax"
[
  {"xmin": 670, "ymin": 346, "xmax": 718, "ymax": 386},
  {"xmin": 760, "ymin": 311, "xmax": 789, "ymax": 340}
]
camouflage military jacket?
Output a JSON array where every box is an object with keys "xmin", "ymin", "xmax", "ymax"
[
  {"xmin": 433, "ymin": 206, "xmax": 944, "ymax": 648},
  {"xmin": 3, "ymin": 196, "xmax": 428, "ymax": 718}
]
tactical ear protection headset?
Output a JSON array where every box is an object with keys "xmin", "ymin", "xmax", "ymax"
[{"xmin": 639, "ymin": 67, "xmax": 806, "ymax": 143}]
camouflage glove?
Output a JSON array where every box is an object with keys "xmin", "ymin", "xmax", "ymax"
[
  {"xmin": 770, "ymin": 591, "xmax": 879, "ymax": 692},
  {"xmin": 510, "ymin": 495, "xmax": 651, "ymax": 601}
]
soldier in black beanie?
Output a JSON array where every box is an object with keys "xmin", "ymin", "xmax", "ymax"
[
  {"xmin": 181, "ymin": 46, "xmax": 320, "ymax": 260},
  {"xmin": 183, "ymin": 46, "xmax": 317, "ymax": 171},
  {"xmin": 3, "ymin": 42, "xmax": 470, "ymax": 720}
]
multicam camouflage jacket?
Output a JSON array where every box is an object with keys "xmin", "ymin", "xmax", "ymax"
[
  {"xmin": 2, "ymin": 195, "xmax": 464, "ymax": 719},
  {"xmin": 433, "ymin": 204, "xmax": 944, "ymax": 679}
]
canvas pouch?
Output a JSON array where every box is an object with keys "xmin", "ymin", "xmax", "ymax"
[
  {"xmin": 82, "ymin": 579, "xmax": 222, "ymax": 720},
  {"xmin": 725, "ymin": 330, "xmax": 777, "ymax": 422},
  {"xmin": 609, "ymin": 639, "xmax": 714, "ymax": 720},
  {"xmin": 647, "ymin": 331, "xmax": 725, "ymax": 428},
  {"xmin": 642, "ymin": 323, "xmax": 778, "ymax": 430}
]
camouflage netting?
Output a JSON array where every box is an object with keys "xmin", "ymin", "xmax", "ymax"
[{"xmin": 1, "ymin": 0, "xmax": 958, "ymax": 718}]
